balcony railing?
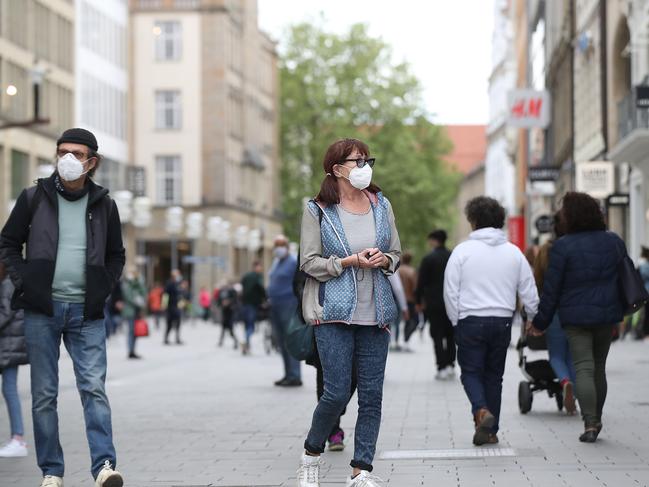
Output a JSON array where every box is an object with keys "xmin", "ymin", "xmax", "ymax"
[{"xmin": 618, "ymin": 91, "xmax": 649, "ymax": 141}]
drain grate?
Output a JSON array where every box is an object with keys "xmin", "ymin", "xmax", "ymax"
[{"xmin": 379, "ymin": 448, "xmax": 516, "ymax": 460}]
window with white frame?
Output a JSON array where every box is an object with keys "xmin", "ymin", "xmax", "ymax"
[
  {"xmin": 155, "ymin": 155, "xmax": 182, "ymax": 205},
  {"xmin": 155, "ymin": 90, "xmax": 182, "ymax": 130},
  {"xmin": 154, "ymin": 21, "xmax": 182, "ymax": 61}
]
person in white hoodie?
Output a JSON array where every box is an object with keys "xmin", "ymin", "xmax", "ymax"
[{"xmin": 443, "ymin": 196, "xmax": 539, "ymax": 446}]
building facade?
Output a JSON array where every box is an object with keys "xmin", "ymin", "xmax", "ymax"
[
  {"xmin": 485, "ymin": 0, "xmax": 517, "ymax": 218},
  {"xmin": 130, "ymin": 0, "xmax": 281, "ymax": 287},
  {"xmin": 75, "ymin": 0, "xmax": 129, "ymax": 192},
  {"xmin": 0, "ymin": 0, "xmax": 75, "ymax": 223},
  {"xmin": 609, "ymin": 0, "xmax": 649, "ymax": 260}
]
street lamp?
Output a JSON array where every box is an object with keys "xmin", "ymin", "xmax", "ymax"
[
  {"xmin": 207, "ymin": 216, "xmax": 231, "ymax": 287},
  {"xmin": 0, "ymin": 61, "xmax": 50, "ymax": 130},
  {"xmin": 113, "ymin": 190, "xmax": 133, "ymax": 224},
  {"xmin": 132, "ymin": 197, "xmax": 153, "ymax": 283},
  {"xmin": 165, "ymin": 206, "xmax": 184, "ymax": 270}
]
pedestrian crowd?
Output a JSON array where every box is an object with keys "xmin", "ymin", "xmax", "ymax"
[{"xmin": 0, "ymin": 130, "xmax": 645, "ymax": 487}]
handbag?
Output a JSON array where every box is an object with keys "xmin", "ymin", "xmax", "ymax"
[
  {"xmin": 285, "ymin": 311, "xmax": 315, "ymax": 362},
  {"xmin": 134, "ymin": 318, "xmax": 150, "ymax": 338},
  {"xmin": 618, "ymin": 253, "xmax": 649, "ymax": 315}
]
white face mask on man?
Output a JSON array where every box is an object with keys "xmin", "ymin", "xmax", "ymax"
[
  {"xmin": 273, "ymin": 246, "xmax": 289, "ymax": 259},
  {"xmin": 57, "ymin": 153, "xmax": 90, "ymax": 182}
]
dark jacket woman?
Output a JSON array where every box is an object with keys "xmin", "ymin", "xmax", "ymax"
[
  {"xmin": 0, "ymin": 277, "xmax": 28, "ymax": 370},
  {"xmin": 532, "ymin": 191, "xmax": 626, "ymax": 443}
]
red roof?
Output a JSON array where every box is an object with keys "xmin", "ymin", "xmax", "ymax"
[{"xmin": 442, "ymin": 125, "xmax": 487, "ymax": 174}]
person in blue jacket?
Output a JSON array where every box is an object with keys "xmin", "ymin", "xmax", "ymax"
[{"xmin": 529, "ymin": 192, "xmax": 626, "ymax": 443}]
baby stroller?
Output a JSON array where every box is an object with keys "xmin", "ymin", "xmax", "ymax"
[{"xmin": 516, "ymin": 325, "xmax": 564, "ymax": 414}]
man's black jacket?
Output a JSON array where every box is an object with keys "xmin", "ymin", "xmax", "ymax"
[
  {"xmin": 0, "ymin": 174, "xmax": 125, "ymax": 320},
  {"xmin": 416, "ymin": 246, "xmax": 451, "ymax": 313}
]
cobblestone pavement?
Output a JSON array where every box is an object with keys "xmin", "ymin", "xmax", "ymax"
[{"xmin": 1, "ymin": 318, "xmax": 649, "ymax": 486}]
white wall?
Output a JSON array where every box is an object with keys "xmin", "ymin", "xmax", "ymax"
[
  {"xmin": 132, "ymin": 12, "xmax": 202, "ymax": 207},
  {"xmin": 75, "ymin": 0, "xmax": 128, "ymax": 163},
  {"xmin": 485, "ymin": 0, "xmax": 516, "ymax": 217}
]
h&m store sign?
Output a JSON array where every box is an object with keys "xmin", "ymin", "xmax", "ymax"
[{"xmin": 507, "ymin": 89, "xmax": 551, "ymax": 129}]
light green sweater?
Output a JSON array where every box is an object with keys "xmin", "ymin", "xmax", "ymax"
[{"xmin": 52, "ymin": 194, "xmax": 88, "ymax": 303}]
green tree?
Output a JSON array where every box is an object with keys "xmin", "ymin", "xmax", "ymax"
[{"xmin": 280, "ymin": 22, "xmax": 460, "ymax": 258}]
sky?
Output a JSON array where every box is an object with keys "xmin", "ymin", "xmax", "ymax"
[{"xmin": 258, "ymin": 0, "xmax": 494, "ymax": 125}]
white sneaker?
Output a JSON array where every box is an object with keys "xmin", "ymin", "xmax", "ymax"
[
  {"xmin": 95, "ymin": 460, "xmax": 123, "ymax": 487},
  {"xmin": 346, "ymin": 471, "xmax": 384, "ymax": 487},
  {"xmin": 40, "ymin": 476, "xmax": 63, "ymax": 487},
  {"xmin": 0, "ymin": 438, "xmax": 28, "ymax": 457},
  {"xmin": 435, "ymin": 369, "xmax": 446, "ymax": 380},
  {"xmin": 296, "ymin": 453, "xmax": 321, "ymax": 487},
  {"xmin": 444, "ymin": 366, "xmax": 456, "ymax": 380}
]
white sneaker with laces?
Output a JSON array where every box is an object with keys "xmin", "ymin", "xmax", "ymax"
[
  {"xmin": 95, "ymin": 460, "xmax": 123, "ymax": 487},
  {"xmin": 296, "ymin": 453, "xmax": 321, "ymax": 487},
  {"xmin": 0, "ymin": 438, "xmax": 28, "ymax": 457},
  {"xmin": 346, "ymin": 471, "xmax": 384, "ymax": 487},
  {"xmin": 40, "ymin": 476, "xmax": 63, "ymax": 487}
]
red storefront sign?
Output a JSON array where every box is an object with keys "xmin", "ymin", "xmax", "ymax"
[{"xmin": 508, "ymin": 216, "xmax": 526, "ymax": 252}]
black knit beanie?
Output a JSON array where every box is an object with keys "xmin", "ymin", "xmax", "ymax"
[{"xmin": 56, "ymin": 128, "xmax": 99, "ymax": 152}]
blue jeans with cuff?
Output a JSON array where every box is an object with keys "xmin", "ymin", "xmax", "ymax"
[
  {"xmin": 455, "ymin": 316, "xmax": 511, "ymax": 433},
  {"xmin": 305, "ymin": 323, "xmax": 390, "ymax": 472},
  {"xmin": 24, "ymin": 301, "xmax": 116, "ymax": 479}
]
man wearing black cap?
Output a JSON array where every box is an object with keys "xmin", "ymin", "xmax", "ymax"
[{"xmin": 0, "ymin": 128, "xmax": 125, "ymax": 487}]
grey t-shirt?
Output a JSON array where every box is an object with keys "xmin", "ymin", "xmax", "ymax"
[
  {"xmin": 52, "ymin": 193, "xmax": 88, "ymax": 303},
  {"xmin": 336, "ymin": 204, "xmax": 377, "ymax": 325}
]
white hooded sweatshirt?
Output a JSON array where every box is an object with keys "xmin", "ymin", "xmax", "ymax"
[{"xmin": 443, "ymin": 227, "xmax": 539, "ymax": 326}]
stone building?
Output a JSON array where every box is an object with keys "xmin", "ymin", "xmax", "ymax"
[
  {"xmin": 130, "ymin": 0, "xmax": 282, "ymax": 288},
  {"xmin": 0, "ymin": 0, "xmax": 75, "ymax": 223}
]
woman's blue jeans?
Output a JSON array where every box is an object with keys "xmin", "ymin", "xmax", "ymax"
[
  {"xmin": 305, "ymin": 323, "xmax": 390, "ymax": 472},
  {"xmin": 546, "ymin": 314, "xmax": 576, "ymax": 384},
  {"xmin": 1, "ymin": 365, "xmax": 24, "ymax": 436}
]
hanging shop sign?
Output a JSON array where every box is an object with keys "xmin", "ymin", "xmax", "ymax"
[
  {"xmin": 606, "ymin": 193, "xmax": 630, "ymax": 207},
  {"xmin": 507, "ymin": 89, "xmax": 551, "ymax": 129},
  {"xmin": 535, "ymin": 215, "xmax": 554, "ymax": 234},
  {"xmin": 636, "ymin": 85, "xmax": 649, "ymax": 108},
  {"xmin": 575, "ymin": 161, "xmax": 615, "ymax": 199},
  {"xmin": 528, "ymin": 166, "xmax": 560, "ymax": 182}
]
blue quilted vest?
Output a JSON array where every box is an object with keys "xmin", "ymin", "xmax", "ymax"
[{"xmin": 307, "ymin": 192, "xmax": 398, "ymax": 327}]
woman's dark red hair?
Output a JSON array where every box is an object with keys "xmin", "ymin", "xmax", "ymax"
[{"xmin": 315, "ymin": 138, "xmax": 381, "ymax": 205}]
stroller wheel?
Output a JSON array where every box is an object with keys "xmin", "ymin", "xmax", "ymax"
[{"xmin": 518, "ymin": 381, "xmax": 533, "ymax": 414}]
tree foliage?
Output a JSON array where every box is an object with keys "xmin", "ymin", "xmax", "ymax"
[{"xmin": 279, "ymin": 22, "xmax": 461, "ymax": 258}]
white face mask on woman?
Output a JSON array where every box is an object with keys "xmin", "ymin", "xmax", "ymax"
[
  {"xmin": 335, "ymin": 164, "xmax": 373, "ymax": 190},
  {"xmin": 57, "ymin": 153, "xmax": 89, "ymax": 182}
]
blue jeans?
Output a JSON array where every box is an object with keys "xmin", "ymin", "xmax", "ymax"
[
  {"xmin": 127, "ymin": 318, "xmax": 137, "ymax": 355},
  {"xmin": 270, "ymin": 302, "xmax": 301, "ymax": 380},
  {"xmin": 242, "ymin": 305, "xmax": 257, "ymax": 346},
  {"xmin": 546, "ymin": 314, "xmax": 576, "ymax": 384},
  {"xmin": 24, "ymin": 301, "xmax": 116, "ymax": 479},
  {"xmin": 305, "ymin": 324, "xmax": 390, "ymax": 472},
  {"xmin": 455, "ymin": 316, "xmax": 512, "ymax": 433},
  {"xmin": 1, "ymin": 365, "xmax": 24, "ymax": 436}
]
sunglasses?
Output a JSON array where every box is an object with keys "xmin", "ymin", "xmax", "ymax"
[{"xmin": 339, "ymin": 158, "xmax": 376, "ymax": 168}]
